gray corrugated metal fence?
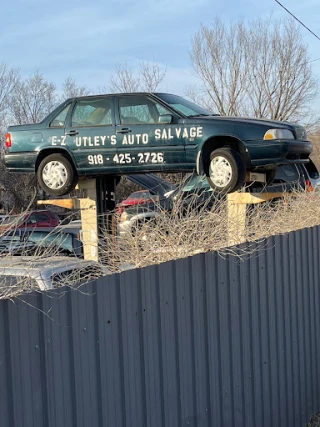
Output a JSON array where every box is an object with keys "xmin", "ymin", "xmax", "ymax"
[{"xmin": 0, "ymin": 226, "xmax": 320, "ymax": 427}]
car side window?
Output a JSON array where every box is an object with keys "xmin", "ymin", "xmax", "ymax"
[
  {"xmin": 72, "ymin": 98, "xmax": 113, "ymax": 127},
  {"xmin": 50, "ymin": 104, "xmax": 71, "ymax": 128},
  {"xmin": 28, "ymin": 213, "xmax": 49, "ymax": 223},
  {"xmin": 118, "ymin": 96, "xmax": 172, "ymax": 125}
]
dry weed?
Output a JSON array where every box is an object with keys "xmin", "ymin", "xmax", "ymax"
[{"xmin": 101, "ymin": 188, "xmax": 320, "ymax": 271}]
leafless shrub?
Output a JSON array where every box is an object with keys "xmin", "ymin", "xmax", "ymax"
[
  {"xmin": 2, "ymin": 184, "xmax": 320, "ymax": 297},
  {"xmin": 100, "ymin": 186, "xmax": 320, "ymax": 271}
]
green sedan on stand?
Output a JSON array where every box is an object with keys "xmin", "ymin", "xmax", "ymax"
[{"xmin": 4, "ymin": 92, "xmax": 312, "ymax": 196}]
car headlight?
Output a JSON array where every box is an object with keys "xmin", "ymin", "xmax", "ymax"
[{"xmin": 263, "ymin": 129, "xmax": 295, "ymax": 140}]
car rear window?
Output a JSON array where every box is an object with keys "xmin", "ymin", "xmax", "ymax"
[{"xmin": 28, "ymin": 232, "xmax": 74, "ymax": 253}]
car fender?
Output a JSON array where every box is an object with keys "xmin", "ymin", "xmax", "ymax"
[
  {"xmin": 35, "ymin": 146, "xmax": 78, "ymax": 172},
  {"xmin": 196, "ymin": 134, "xmax": 251, "ymax": 175}
]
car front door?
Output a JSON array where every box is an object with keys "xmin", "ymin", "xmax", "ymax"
[
  {"xmin": 64, "ymin": 96, "xmax": 118, "ymax": 173},
  {"xmin": 114, "ymin": 95, "xmax": 186, "ymax": 172}
]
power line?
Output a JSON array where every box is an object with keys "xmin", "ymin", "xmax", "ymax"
[
  {"xmin": 274, "ymin": 0, "xmax": 320, "ymax": 42},
  {"xmin": 310, "ymin": 57, "xmax": 320, "ymax": 63}
]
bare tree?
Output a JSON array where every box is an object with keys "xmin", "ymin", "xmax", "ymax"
[
  {"xmin": 139, "ymin": 61, "xmax": 166, "ymax": 92},
  {"xmin": 8, "ymin": 72, "xmax": 56, "ymax": 125},
  {"xmin": 109, "ymin": 61, "xmax": 166, "ymax": 93},
  {"xmin": 189, "ymin": 17, "xmax": 318, "ymax": 122},
  {"xmin": 61, "ymin": 76, "xmax": 91, "ymax": 99},
  {"xmin": 0, "ymin": 63, "xmax": 20, "ymax": 115},
  {"xmin": 0, "ymin": 64, "xmax": 20, "ymax": 149},
  {"xmin": 3, "ymin": 72, "xmax": 56, "ymax": 211}
]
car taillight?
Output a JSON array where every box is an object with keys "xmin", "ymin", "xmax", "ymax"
[
  {"xmin": 5, "ymin": 133, "xmax": 12, "ymax": 148},
  {"xmin": 305, "ymin": 179, "xmax": 314, "ymax": 192}
]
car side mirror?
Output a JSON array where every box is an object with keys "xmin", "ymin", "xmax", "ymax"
[{"xmin": 158, "ymin": 114, "xmax": 173, "ymax": 124}]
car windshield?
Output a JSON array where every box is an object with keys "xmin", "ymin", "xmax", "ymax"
[
  {"xmin": 155, "ymin": 94, "xmax": 214, "ymax": 117},
  {"xmin": 181, "ymin": 174, "xmax": 213, "ymax": 193}
]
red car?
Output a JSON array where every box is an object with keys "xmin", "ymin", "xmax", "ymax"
[
  {"xmin": 116, "ymin": 190, "xmax": 158, "ymax": 215},
  {"xmin": 0, "ymin": 210, "xmax": 60, "ymax": 231}
]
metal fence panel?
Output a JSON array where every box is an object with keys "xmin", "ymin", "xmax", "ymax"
[{"xmin": 0, "ymin": 226, "xmax": 319, "ymax": 427}]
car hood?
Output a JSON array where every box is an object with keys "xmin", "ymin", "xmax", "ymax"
[
  {"xmin": 197, "ymin": 115, "xmax": 303, "ymax": 130},
  {"xmin": 126, "ymin": 173, "xmax": 176, "ymax": 196}
]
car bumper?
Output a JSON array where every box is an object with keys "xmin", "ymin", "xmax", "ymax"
[
  {"xmin": 4, "ymin": 152, "xmax": 37, "ymax": 172},
  {"xmin": 285, "ymin": 139, "xmax": 313, "ymax": 159},
  {"xmin": 249, "ymin": 139, "xmax": 313, "ymax": 168}
]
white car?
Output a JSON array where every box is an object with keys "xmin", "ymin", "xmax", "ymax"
[{"xmin": 0, "ymin": 256, "xmax": 108, "ymax": 298}]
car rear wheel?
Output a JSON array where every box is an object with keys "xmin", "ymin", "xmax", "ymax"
[
  {"xmin": 207, "ymin": 148, "xmax": 246, "ymax": 193},
  {"xmin": 37, "ymin": 154, "xmax": 78, "ymax": 196}
]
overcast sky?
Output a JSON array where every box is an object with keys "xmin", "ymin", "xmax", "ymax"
[{"xmin": 1, "ymin": 0, "xmax": 320, "ymax": 104}]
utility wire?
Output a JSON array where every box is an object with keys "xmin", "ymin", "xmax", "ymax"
[
  {"xmin": 310, "ymin": 57, "xmax": 320, "ymax": 63},
  {"xmin": 274, "ymin": 0, "xmax": 320, "ymax": 42}
]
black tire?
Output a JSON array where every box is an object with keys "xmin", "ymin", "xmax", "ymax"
[
  {"xmin": 37, "ymin": 153, "xmax": 78, "ymax": 196},
  {"xmin": 206, "ymin": 148, "xmax": 246, "ymax": 193}
]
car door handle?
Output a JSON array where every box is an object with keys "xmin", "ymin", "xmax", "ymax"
[
  {"xmin": 116, "ymin": 128, "xmax": 132, "ymax": 134},
  {"xmin": 65, "ymin": 130, "xmax": 79, "ymax": 136}
]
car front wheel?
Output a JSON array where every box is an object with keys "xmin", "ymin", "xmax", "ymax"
[
  {"xmin": 37, "ymin": 153, "xmax": 78, "ymax": 196},
  {"xmin": 206, "ymin": 148, "xmax": 246, "ymax": 193}
]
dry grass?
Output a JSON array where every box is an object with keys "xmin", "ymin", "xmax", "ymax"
[
  {"xmin": 1, "ymin": 183, "xmax": 320, "ymax": 295},
  {"xmin": 101, "ymin": 188, "xmax": 320, "ymax": 272}
]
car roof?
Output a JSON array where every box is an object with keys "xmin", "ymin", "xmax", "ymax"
[
  {"xmin": 0, "ymin": 256, "xmax": 100, "ymax": 270},
  {"xmin": 64, "ymin": 92, "xmax": 176, "ymax": 102},
  {"xmin": 0, "ymin": 257, "xmax": 108, "ymax": 283},
  {"xmin": 129, "ymin": 190, "xmax": 151, "ymax": 194},
  {"xmin": 0, "ymin": 257, "xmax": 108, "ymax": 294}
]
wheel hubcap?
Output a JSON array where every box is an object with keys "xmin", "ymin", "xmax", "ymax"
[
  {"xmin": 42, "ymin": 161, "xmax": 68, "ymax": 190},
  {"xmin": 209, "ymin": 156, "xmax": 232, "ymax": 187}
]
